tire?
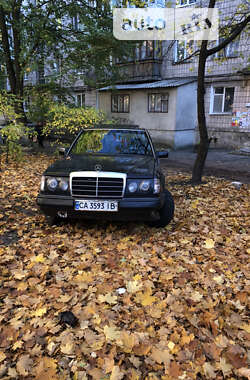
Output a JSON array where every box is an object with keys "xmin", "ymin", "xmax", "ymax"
[
  {"xmin": 45, "ymin": 215, "xmax": 59, "ymax": 226},
  {"xmin": 150, "ymin": 190, "xmax": 174, "ymax": 228}
]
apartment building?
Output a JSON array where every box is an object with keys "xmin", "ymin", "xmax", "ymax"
[
  {"xmin": 4, "ymin": 0, "xmax": 248, "ymax": 148},
  {"xmin": 98, "ymin": 0, "xmax": 250, "ymax": 149}
]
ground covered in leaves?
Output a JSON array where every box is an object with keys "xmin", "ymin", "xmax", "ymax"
[{"xmin": 0, "ymin": 154, "xmax": 249, "ymax": 380}]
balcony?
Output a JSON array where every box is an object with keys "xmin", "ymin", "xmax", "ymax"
[{"xmin": 117, "ymin": 59, "xmax": 162, "ymax": 83}]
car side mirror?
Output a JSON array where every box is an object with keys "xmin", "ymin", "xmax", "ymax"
[
  {"xmin": 156, "ymin": 151, "xmax": 168, "ymax": 158},
  {"xmin": 59, "ymin": 147, "xmax": 67, "ymax": 156}
]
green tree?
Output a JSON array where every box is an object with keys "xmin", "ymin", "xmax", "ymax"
[
  {"xmin": 0, "ymin": 90, "xmax": 25, "ymax": 165},
  {"xmin": 43, "ymin": 103, "xmax": 114, "ymax": 143},
  {"xmin": 0, "ymin": 0, "xmax": 134, "ymax": 117}
]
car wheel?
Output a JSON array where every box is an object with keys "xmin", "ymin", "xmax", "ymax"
[
  {"xmin": 150, "ymin": 190, "xmax": 174, "ymax": 228},
  {"xmin": 45, "ymin": 215, "xmax": 59, "ymax": 226}
]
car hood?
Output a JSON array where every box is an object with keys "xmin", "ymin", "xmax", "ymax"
[{"xmin": 44, "ymin": 155, "xmax": 155, "ymax": 178}]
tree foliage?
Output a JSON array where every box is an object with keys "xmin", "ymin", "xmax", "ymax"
[
  {"xmin": 43, "ymin": 103, "xmax": 114, "ymax": 143},
  {"xmin": 0, "ymin": 91, "xmax": 25, "ymax": 163},
  {"xmin": 0, "ymin": 0, "xmax": 135, "ymax": 101}
]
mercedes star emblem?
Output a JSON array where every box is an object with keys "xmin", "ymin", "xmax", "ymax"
[{"xmin": 94, "ymin": 164, "xmax": 102, "ymax": 171}]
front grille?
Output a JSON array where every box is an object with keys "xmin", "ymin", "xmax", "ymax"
[{"xmin": 72, "ymin": 176, "xmax": 124, "ymax": 198}]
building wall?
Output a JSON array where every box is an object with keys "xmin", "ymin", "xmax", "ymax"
[
  {"xmin": 99, "ymin": 83, "xmax": 197, "ymax": 148},
  {"xmin": 160, "ymin": 0, "xmax": 250, "ymax": 148},
  {"xmin": 162, "ymin": 30, "xmax": 249, "ymax": 80},
  {"xmin": 85, "ymin": 90, "xmax": 97, "ymax": 107},
  {"xmin": 204, "ymin": 78, "xmax": 250, "ymax": 148},
  {"xmin": 99, "ymin": 88, "xmax": 178, "ymax": 147}
]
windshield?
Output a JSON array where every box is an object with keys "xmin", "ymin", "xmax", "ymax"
[{"xmin": 70, "ymin": 129, "xmax": 153, "ymax": 156}]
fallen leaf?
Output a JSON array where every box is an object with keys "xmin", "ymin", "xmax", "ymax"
[
  {"xmin": 190, "ymin": 291, "xmax": 203, "ymax": 302},
  {"xmin": 237, "ymin": 368, "xmax": 250, "ymax": 380},
  {"xmin": 32, "ymin": 307, "xmax": 47, "ymax": 317},
  {"xmin": 0, "ymin": 352, "xmax": 6, "ymax": 363},
  {"xmin": 8, "ymin": 367, "xmax": 18, "ymax": 378},
  {"xmin": 103, "ymin": 357, "xmax": 115, "ymax": 374},
  {"xmin": 213, "ymin": 275, "xmax": 224, "ymax": 285},
  {"xmin": 135, "ymin": 288, "xmax": 156, "ymax": 306},
  {"xmin": 104, "ymin": 326, "xmax": 121, "ymax": 342},
  {"xmin": 169, "ymin": 361, "xmax": 182, "ymax": 377},
  {"xmin": 34, "ymin": 357, "xmax": 58, "ymax": 380},
  {"xmin": 204, "ymin": 239, "xmax": 215, "ymax": 249},
  {"xmin": 226, "ymin": 344, "xmax": 247, "ymax": 368},
  {"xmin": 150, "ymin": 348, "xmax": 171, "ymax": 365},
  {"xmin": 239, "ymin": 324, "xmax": 250, "ymax": 333},
  {"xmin": 119, "ymin": 331, "xmax": 136, "ymax": 353},
  {"xmin": 16, "ymin": 354, "xmax": 33, "ymax": 376},
  {"xmin": 168, "ymin": 341, "xmax": 175, "ymax": 352},
  {"xmin": 203, "ymin": 362, "xmax": 216, "ymax": 379},
  {"xmin": 110, "ymin": 365, "xmax": 124, "ymax": 380},
  {"xmin": 126, "ymin": 280, "xmax": 142, "ymax": 294},
  {"xmin": 61, "ymin": 341, "xmax": 75, "ymax": 355},
  {"xmin": 98, "ymin": 293, "xmax": 118, "ymax": 305},
  {"xmin": 217, "ymin": 357, "xmax": 232, "ymax": 377}
]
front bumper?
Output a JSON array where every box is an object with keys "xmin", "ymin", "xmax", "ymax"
[{"xmin": 37, "ymin": 194, "xmax": 164, "ymax": 222}]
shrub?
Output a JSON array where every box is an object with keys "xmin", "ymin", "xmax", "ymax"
[{"xmin": 43, "ymin": 103, "xmax": 114, "ymax": 143}]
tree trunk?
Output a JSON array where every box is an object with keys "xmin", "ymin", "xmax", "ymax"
[
  {"xmin": 0, "ymin": 3, "xmax": 26, "ymax": 123},
  {"xmin": 191, "ymin": 40, "xmax": 209, "ymax": 184},
  {"xmin": 191, "ymin": 0, "xmax": 216, "ymax": 184},
  {"xmin": 0, "ymin": 6, "xmax": 17, "ymax": 93}
]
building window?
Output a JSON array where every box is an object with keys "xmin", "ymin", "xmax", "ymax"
[
  {"xmin": 136, "ymin": 41, "xmax": 162, "ymax": 61},
  {"xmin": 174, "ymin": 40, "xmax": 194, "ymax": 62},
  {"xmin": 210, "ymin": 87, "xmax": 235, "ymax": 114},
  {"xmin": 112, "ymin": 0, "xmax": 166, "ymax": 7},
  {"xmin": 24, "ymin": 72, "xmax": 29, "ymax": 81},
  {"xmin": 225, "ymin": 39, "xmax": 239, "ymax": 58},
  {"xmin": 23, "ymin": 96, "xmax": 31, "ymax": 112},
  {"xmin": 50, "ymin": 61, "xmax": 59, "ymax": 73},
  {"xmin": 76, "ymin": 93, "xmax": 85, "ymax": 107},
  {"xmin": 211, "ymin": 38, "xmax": 239, "ymax": 59},
  {"xmin": 111, "ymin": 94, "xmax": 130, "ymax": 113},
  {"xmin": 71, "ymin": 14, "xmax": 84, "ymax": 31},
  {"xmin": 176, "ymin": 0, "xmax": 197, "ymax": 6},
  {"xmin": 115, "ymin": 41, "xmax": 162, "ymax": 63},
  {"xmin": 72, "ymin": 16, "xmax": 79, "ymax": 30},
  {"xmin": 148, "ymin": 93, "xmax": 168, "ymax": 113}
]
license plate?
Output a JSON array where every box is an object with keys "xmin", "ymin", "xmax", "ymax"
[{"xmin": 75, "ymin": 200, "xmax": 118, "ymax": 212}]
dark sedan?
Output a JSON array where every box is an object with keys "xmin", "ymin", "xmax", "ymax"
[{"xmin": 37, "ymin": 126, "xmax": 174, "ymax": 227}]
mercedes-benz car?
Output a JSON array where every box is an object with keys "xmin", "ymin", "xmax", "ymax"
[{"xmin": 37, "ymin": 126, "xmax": 174, "ymax": 227}]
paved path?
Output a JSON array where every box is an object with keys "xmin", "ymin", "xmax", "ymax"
[{"xmin": 161, "ymin": 149, "xmax": 250, "ymax": 184}]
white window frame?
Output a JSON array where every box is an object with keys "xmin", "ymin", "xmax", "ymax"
[
  {"xmin": 209, "ymin": 86, "xmax": 235, "ymax": 114},
  {"xmin": 176, "ymin": 0, "xmax": 197, "ymax": 7}
]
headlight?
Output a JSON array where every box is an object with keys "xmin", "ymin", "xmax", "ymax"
[
  {"xmin": 40, "ymin": 176, "xmax": 45, "ymax": 191},
  {"xmin": 128, "ymin": 182, "xmax": 138, "ymax": 193},
  {"xmin": 47, "ymin": 177, "xmax": 58, "ymax": 191},
  {"xmin": 59, "ymin": 179, "xmax": 68, "ymax": 191},
  {"xmin": 153, "ymin": 178, "xmax": 161, "ymax": 194},
  {"xmin": 139, "ymin": 180, "xmax": 150, "ymax": 192}
]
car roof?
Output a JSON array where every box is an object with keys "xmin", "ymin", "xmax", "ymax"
[{"xmin": 89, "ymin": 124, "xmax": 145, "ymax": 131}]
